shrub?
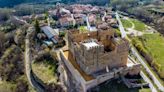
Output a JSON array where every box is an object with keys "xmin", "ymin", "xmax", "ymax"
[
  {"xmin": 59, "ymin": 32, "xmax": 65, "ymax": 38},
  {"xmin": 132, "ymin": 38, "xmax": 153, "ymax": 64},
  {"xmin": 114, "ymin": 29, "xmax": 121, "ymax": 37}
]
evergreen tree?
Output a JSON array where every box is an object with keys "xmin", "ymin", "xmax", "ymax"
[{"xmin": 34, "ymin": 19, "xmax": 40, "ymax": 33}]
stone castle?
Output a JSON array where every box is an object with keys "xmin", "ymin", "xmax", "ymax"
[
  {"xmin": 58, "ymin": 28, "xmax": 141, "ymax": 92},
  {"xmin": 68, "ymin": 28, "xmax": 129, "ymax": 75}
]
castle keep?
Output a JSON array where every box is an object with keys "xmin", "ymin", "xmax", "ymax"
[{"xmin": 68, "ymin": 28, "xmax": 129, "ymax": 75}]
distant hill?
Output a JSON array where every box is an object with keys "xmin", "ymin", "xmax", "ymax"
[
  {"xmin": 0, "ymin": 0, "xmax": 109, "ymax": 7},
  {"xmin": 0, "ymin": 0, "xmax": 21, "ymax": 7},
  {"xmin": 76, "ymin": 0, "xmax": 109, "ymax": 5},
  {"xmin": 0, "ymin": 0, "xmax": 61, "ymax": 7}
]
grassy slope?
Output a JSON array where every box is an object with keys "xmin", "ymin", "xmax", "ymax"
[
  {"xmin": 121, "ymin": 19, "xmax": 132, "ymax": 28},
  {"xmin": 32, "ymin": 60, "xmax": 57, "ymax": 84},
  {"xmin": 0, "ymin": 81, "xmax": 16, "ymax": 92},
  {"xmin": 140, "ymin": 33, "xmax": 164, "ymax": 77},
  {"xmin": 0, "ymin": 76, "xmax": 36, "ymax": 92},
  {"xmin": 121, "ymin": 18, "xmax": 147, "ymax": 32},
  {"xmin": 131, "ymin": 19, "xmax": 147, "ymax": 32}
]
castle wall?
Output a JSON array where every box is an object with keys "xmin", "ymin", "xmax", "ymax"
[
  {"xmin": 68, "ymin": 29, "xmax": 115, "ymax": 43},
  {"xmin": 59, "ymin": 50, "xmax": 141, "ymax": 92},
  {"xmin": 60, "ymin": 51, "xmax": 87, "ymax": 92}
]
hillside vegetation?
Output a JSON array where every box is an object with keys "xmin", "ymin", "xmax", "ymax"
[
  {"xmin": 139, "ymin": 34, "xmax": 164, "ymax": 78},
  {"xmin": 111, "ymin": 0, "xmax": 164, "ymax": 35},
  {"xmin": 0, "ymin": 0, "xmax": 109, "ymax": 7},
  {"xmin": 0, "ymin": 0, "xmax": 60, "ymax": 7}
]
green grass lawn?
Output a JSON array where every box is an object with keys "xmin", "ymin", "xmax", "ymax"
[
  {"xmin": 121, "ymin": 18, "xmax": 132, "ymax": 28},
  {"xmin": 138, "ymin": 33, "xmax": 164, "ymax": 78},
  {"xmin": 121, "ymin": 18, "xmax": 147, "ymax": 32},
  {"xmin": 32, "ymin": 60, "xmax": 58, "ymax": 84},
  {"xmin": 131, "ymin": 19, "xmax": 147, "ymax": 32}
]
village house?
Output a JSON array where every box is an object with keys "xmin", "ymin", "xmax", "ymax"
[
  {"xmin": 88, "ymin": 14, "xmax": 97, "ymax": 26},
  {"xmin": 97, "ymin": 22, "xmax": 110, "ymax": 30},
  {"xmin": 41, "ymin": 26, "xmax": 59, "ymax": 44},
  {"xmin": 71, "ymin": 4, "xmax": 92, "ymax": 14},
  {"xmin": 74, "ymin": 14, "xmax": 86, "ymax": 26},
  {"xmin": 91, "ymin": 6, "xmax": 100, "ymax": 14},
  {"xmin": 59, "ymin": 16, "xmax": 74, "ymax": 27}
]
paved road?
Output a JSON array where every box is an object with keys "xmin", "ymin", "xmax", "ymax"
[
  {"xmin": 115, "ymin": 12, "xmax": 126, "ymax": 38},
  {"xmin": 86, "ymin": 16, "xmax": 91, "ymax": 31},
  {"xmin": 102, "ymin": 12, "xmax": 107, "ymax": 21},
  {"xmin": 25, "ymin": 32, "xmax": 45, "ymax": 92},
  {"xmin": 71, "ymin": 14, "xmax": 76, "ymax": 26},
  {"xmin": 117, "ymin": 12, "xmax": 164, "ymax": 91},
  {"xmin": 131, "ymin": 47, "xmax": 164, "ymax": 91}
]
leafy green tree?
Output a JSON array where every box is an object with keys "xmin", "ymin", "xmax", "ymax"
[
  {"xmin": 59, "ymin": 31, "xmax": 66, "ymax": 38},
  {"xmin": 45, "ymin": 12, "xmax": 49, "ymax": 20},
  {"xmin": 16, "ymin": 76, "xmax": 29, "ymax": 92},
  {"xmin": 0, "ymin": 45, "xmax": 24, "ymax": 82},
  {"xmin": 110, "ymin": 0, "xmax": 138, "ymax": 11}
]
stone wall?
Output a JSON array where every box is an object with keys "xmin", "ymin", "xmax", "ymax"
[
  {"xmin": 68, "ymin": 29, "xmax": 115, "ymax": 43},
  {"xmin": 60, "ymin": 51, "xmax": 87, "ymax": 92},
  {"xmin": 59, "ymin": 50, "xmax": 141, "ymax": 92},
  {"xmin": 128, "ymin": 64, "xmax": 141, "ymax": 75}
]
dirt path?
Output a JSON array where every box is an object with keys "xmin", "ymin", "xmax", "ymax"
[
  {"xmin": 125, "ymin": 17, "xmax": 144, "ymax": 36},
  {"xmin": 25, "ymin": 27, "xmax": 45, "ymax": 92},
  {"xmin": 123, "ymin": 17, "xmax": 154, "ymax": 36}
]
